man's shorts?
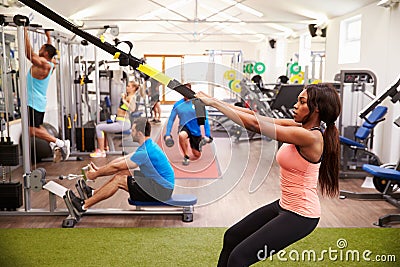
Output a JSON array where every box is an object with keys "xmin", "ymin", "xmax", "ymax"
[
  {"xmin": 127, "ymin": 171, "xmax": 173, "ymax": 202},
  {"xmin": 28, "ymin": 106, "xmax": 44, "ymax": 128},
  {"xmin": 150, "ymin": 94, "xmax": 160, "ymax": 107},
  {"xmin": 179, "ymin": 125, "xmax": 202, "ymax": 152}
]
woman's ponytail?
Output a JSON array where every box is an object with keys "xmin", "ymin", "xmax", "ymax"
[
  {"xmin": 319, "ymin": 123, "xmax": 340, "ymax": 197},
  {"xmin": 306, "ymin": 83, "xmax": 341, "ymax": 197}
]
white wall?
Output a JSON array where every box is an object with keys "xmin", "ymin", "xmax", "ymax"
[
  {"xmin": 5, "ymin": 3, "xmax": 399, "ymax": 163},
  {"xmin": 133, "ymin": 41, "xmax": 258, "ymax": 59},
  {"xmin": 325, "ymin": 3, "xmax": 400, "ymax": 163},
  {"xmin": 254, "ymin": 38, "xmax": 288, "ymax": 84}
]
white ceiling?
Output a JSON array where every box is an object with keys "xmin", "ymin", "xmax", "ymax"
[{"xmin": 3, "ymin": 0, "xmax": 378, "ymax": 43}]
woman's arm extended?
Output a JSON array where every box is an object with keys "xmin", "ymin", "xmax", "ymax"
[{"xmin": 196, "ymin": 92, "xmax": 312, "ymax": 144}]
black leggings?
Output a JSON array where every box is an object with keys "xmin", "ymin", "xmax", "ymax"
[{"xmin": 218, "ymin": 200, "xmax": 319, "ymax": 267}]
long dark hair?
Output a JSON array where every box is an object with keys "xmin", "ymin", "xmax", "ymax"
[{"xmin": 306, "ymin": 83, "xmax": 341, "ymax": 197}]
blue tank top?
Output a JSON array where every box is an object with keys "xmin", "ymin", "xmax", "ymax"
[{"xmin": 27, "ymin": 61, "xmax": 54, "ymax": 112}]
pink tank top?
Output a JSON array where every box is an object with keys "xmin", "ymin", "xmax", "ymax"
[{"xmin": 276, "ymin": 143, "xmax": 321, "ymax": 218}]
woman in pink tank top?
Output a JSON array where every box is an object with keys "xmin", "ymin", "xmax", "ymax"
[{"xmin": 196, "ymin": 83, "xmax": 341, "ymax": 266}]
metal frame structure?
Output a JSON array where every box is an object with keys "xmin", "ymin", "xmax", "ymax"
[
  {"xmin": 337, "ymin": 70, "xmax": 379, "ymax": 178},
  {"xmin": 0, "ymin": 4, "xmax": 201, "ymax": 224},
  {"xmin": 17, "ymin": 0, "xmax": 204, "ymax": 121},
  {"xmin": 17, "ymin": 1, "xmax": 195, "ymax": 96}
]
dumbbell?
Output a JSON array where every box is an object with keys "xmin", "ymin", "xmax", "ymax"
[
  {"xmin": 164, "ymin": 135, "xmax": 174, "ymax": 147},
  {"xmin": 199, "ymin": 136, "xmax": 213, "ymax": 151}
]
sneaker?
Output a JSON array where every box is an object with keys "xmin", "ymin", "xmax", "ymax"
[
  {"xmin": 76, "ymin": 178, "xmax": 93, "ymax": 200},
  {"xmin": 53, "ymin": 147, "xmax": 62, "ymax": 163},
  {"xmin": 61, "ymin": 140, "xmax": 71, "ymax": 161},
  {"xmin": 66, "ymin": 189, "xmax": 86, "ymax": 213},
  {"xmin": 90, "ymin": 149, "xmax": 106, "ymax": 158},
  {"xmin": 182, "ymin": 157, "xmax": 190, "ymax": 166}
]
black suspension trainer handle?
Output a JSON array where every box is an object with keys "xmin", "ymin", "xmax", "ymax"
[
  {"xmin": 17, "ymin": 0, "xmax": 200, "ymax": 103},
  {"xmin": 13, "ymin": 14, "xmax": 30, "ymax": 26}
]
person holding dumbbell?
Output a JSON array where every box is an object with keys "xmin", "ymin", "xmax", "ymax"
[{"xmin": 164, "ymin": 83, "xmax": 212, "ymax": 166}]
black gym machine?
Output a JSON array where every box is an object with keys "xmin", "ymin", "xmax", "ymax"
[
  {"xmin": 18, "ymin": 0, "xmax": 206, "ymax": 123},
  {"xmin": 340, "ymin": 76, "xmax": 400, "ymax": 226},
  {"xmin": 0, "ymin": 14, "xmax": 22, "ymax": 211},
  {"xmin": 336, "ymin": 70, "xmax": 383, "ymax": 178},
  {"xmin": 0, "ymin": 0, "xmax": 206, "ymax": 225}
]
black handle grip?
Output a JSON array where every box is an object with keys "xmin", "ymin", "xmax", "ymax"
[
  {"xmin": 0, "ymin": 15, "xmax": 5, "ymax": 26},
  {"xmin": 13, "ymin": 14, "xmax": 30, "ymax": 26},
  {"xmin": 194, "ymin": 99, "xmax": 206, "ymax": 125},
  {"xmin": 29, "ymin": 23, "xmax": 42, "ymax": 28}
]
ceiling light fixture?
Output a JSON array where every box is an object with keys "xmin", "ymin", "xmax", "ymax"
[
  {"xmin": 377, "ymin": 0, "xmax": 400, "ymax": 8},
  {"xmin": 70, "ymin": 7, "xmax": 101, "ymax": 20}
]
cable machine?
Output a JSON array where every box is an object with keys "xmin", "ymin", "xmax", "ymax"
[
  {"xmin": 0, "ymin": 15, "xmax": 21, "ymax": 211},
  {"xmin": 335, "ymin": 70, "xmax": 379, "ymax": 178},
  {"xmin": 0, "ymin": 0, "xmax": 204, "ymax": 223}
]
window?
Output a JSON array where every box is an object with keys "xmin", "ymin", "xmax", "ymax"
[
  {"xmin": 144, "ymin": 55, "xmax": 183, "ymax": 104},
  {"xmin": 338, "ymin": 15, "xmax": 362, "ymax": 64},
  {"xmin": 298, "ymin": 33, "xmax": 311, "ymax": 68}
]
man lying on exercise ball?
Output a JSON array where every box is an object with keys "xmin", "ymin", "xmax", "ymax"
[{"xmin": 65, "ymin": 117, "xmax": 175, "ymax": 213}]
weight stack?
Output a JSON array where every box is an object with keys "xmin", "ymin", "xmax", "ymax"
[
  {"xmin": 0, "ymin": 141, "xmax": 22, "ymax": 210},
  {"xmin": 0, "ymin": 143, "xmax": 19, "ymax": 166},
  {"xmin": 0, "ymin": 182, "xmax": 23, "ymax": 211}
]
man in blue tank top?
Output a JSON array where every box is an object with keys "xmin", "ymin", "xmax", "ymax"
[
  {"xmin": 24, "ymin": 27, "xmax": 70, "ymax": 162},
  {"xmin": 65, "ymin": 118, "xmax": 175, "ymax": 213},
  {"xmin": 165, "ymin": 83, "xmax": 213, "ymax": 166}
]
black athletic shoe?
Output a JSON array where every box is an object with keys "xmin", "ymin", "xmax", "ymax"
[
  {"xmin": 66, "ymin": 190, "xmax": 86, "ymax": 213},
  {"xmin": 76, "ymin": 178, "xmax": 93, "ymax": 200}
]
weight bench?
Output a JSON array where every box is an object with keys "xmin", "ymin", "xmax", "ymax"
[
  {"xmin": 106, "ymin": 110, "xmax": 144, "ymax": 151},
  {"xmin": 128, "ymin": 194, "xmax": 198, "ymax": 223},
  {"xmin": 106, "ymin": 129, "xmax": 132, "ymax": 153},
  {"xmin": 339, "ymin": 106, "xmax": 387, "ymax": 176},
  {"xmin": 362, "ymin": 164, "xmax": 400, "ymax": 227},
  {"xmin": 43, "ymin": 181, "xmax": 198, "ymax": 227},
  {"xmin": 339, "ymin": 106, "xmax": 388, "ymax": 149},
  {"xmin": 340, "ymin": 163, "xmax": 400, "ymax": 227}
]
